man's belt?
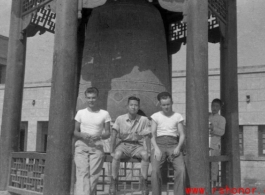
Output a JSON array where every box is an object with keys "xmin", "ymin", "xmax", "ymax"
[
  {"xmin": 121, "ymin": 140, "xmax": 140, "ymax": 144},
  {"xmin": 157, "ymin": 135, "xmax": 178, "ymax": 139}
]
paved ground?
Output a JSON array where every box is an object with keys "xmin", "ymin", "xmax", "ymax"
[
  {"xmin": 96, "ymin": 186, "xmax": 265, "ymax": 195},
  {"xmin": 0, "ymin": 191, "xmax": 11, "ymax": 195},
  {"xmin": 1, "ymin": 190, "xmax": 265, "ymax": 195}
]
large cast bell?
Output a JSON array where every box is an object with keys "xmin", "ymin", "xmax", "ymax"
[{"xmin": 77, "ymin": 0, "xmax": 171, "ymax": 119}]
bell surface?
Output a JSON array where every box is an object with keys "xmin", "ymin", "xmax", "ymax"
[{"xmin": 77, "ymin": 0, "xmax": 171, "ymax": 119}]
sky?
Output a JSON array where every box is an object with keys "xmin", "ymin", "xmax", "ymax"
[
  {"xmin": 0, "ymin": 0, "xmax": 265, "ymax": 82},
  {"xmin": 0, "ymin": 0, "xmax": 54, "ymax": 83}
]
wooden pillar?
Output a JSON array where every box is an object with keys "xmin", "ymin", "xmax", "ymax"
[
  {"xmin": 220, "ymin": 0, "xmax": 241, "ymax": 188},
  {"xmin": 0, "ymin": 0, "xmax": 26, "ymax": 190},
  {"xmin": 70, "ymin": 11, "xmax": 87, "ymax": 195},
  {"xmin": 168, "ymin": 55, "xmax": 173, "ymax": 93},
  {"xmin": 43, "ymin": 0, "xmax": 78, "ymax": 194},
  {"xmin": 186, "ymin": 0, "xmax": 209, "ymax": 193}
]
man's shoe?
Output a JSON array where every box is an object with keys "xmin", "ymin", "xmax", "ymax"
[
  {"xmin": 109, "ymin": 177, "xmax": 118, "ymax": 195},
  {"xmin": 141, "ymin": 177, "xmax": 149, "ymax": 195}
]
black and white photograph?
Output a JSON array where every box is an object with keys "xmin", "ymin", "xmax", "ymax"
[{"xmin": 0, "ymin": 0, "xmax": 265, "ymax": 195}]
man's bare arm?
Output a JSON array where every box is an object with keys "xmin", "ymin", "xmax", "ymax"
[
  {"xmin": 176, "ymin": 121, "xmax": 185, "ymax": 150},
  {"xmin": 110, "ymin": 129, "xmax": 118, "ymax": 155},
  {"xmin": 73, "ymin": 121, "xmax": 89, "ymax": 140},
  {"xmin": 151, "ymin": 119, "xmax": 162, "ymax": 160},
  {"xmin": 150, "ymin": 120, "xmax": 158, "ymax": 149},
  {"xmin": 210, "ymin": 118, "xmax": 226, "ymax": 137},
  {"xmin": 101, "ymin": 122, "xmax": 111, "ymax": 139}
]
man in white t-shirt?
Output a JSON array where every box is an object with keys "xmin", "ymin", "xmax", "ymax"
[
  {"xmin": 150, "ymin": 92, "xmax": 186, "ymax": 195},
  {"xmin": 74, "ymin": 87, "xmax": 111, "ymax": 195}
]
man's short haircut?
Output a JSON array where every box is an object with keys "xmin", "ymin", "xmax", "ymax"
[
  {"xmin": 128, "ymin": 96, "xmax": 140, "ymax": 104},
  {"xmin": 85, "ymin": 87, "xmax": 99, "ymax": 96},
  {"xmin": 212, "ymin": 98, "xmax": 223, "ymax": 106},
  {"xmin": 157, "ymin": 92, "xmax": 172, "ymax": 101}
]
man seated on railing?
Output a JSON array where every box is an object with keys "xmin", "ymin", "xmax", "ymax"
[
  {"xmin": 209, "ymin": 98, "xmax": 226, "ymax": 186},
  {"xmin": 151, "ymin": 92, "xmax": 186, "ymax": 195},
  {"xmin": 109, "ymin": 96, "xmax": 151, "ymax": 195}
]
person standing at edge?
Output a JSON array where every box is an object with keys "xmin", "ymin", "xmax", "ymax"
[
  {"xmin": 109, "ymin": 96, "xmax": 151, "ymax": 195},
  {"xmin": 74, "ymin": 87, "xmax": 111, "ymax": 195},
  {"xmin": 209, "ymin": 98, "xmax": 226, "ymax": 186},
  {"xmin": 151, "ymin": 92, "xmax": 186, "ymax": 195}
]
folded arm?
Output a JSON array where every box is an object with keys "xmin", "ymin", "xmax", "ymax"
[
  {"xmin": 173, "ymin": 121, "xmax": 185, "ymax": 156},
  {"xmin": 101, "ymin": 121, "xmax": 111, "ymax": 139},
  {"xmin": 210, "ymin": 118, "xmax": 226, "ymax": 137},
  {"xmin": 73, "ymin": 121, "xmax": 90, "ymax": 140},
  {"xmin": 110, "ymin": 129, "xmax": 118, "ymax": 156}
]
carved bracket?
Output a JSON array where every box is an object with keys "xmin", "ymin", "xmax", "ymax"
[
  {"xmin": 20, "ymin": 0, "xmax": 226, "ymax": 41},
  {"xmin": 22, "ymin": 0, "xmax": 54, "ymax": 16},
  {"xmin": 21, "ymin": 5, "xmax": 56, "ymax": 37},
  {"xmin": 208, "ymin": 0, "xmax": 227, "ymax": 25},
  {"xmin": 168, "ymin": 12, "xmax": 221, "ymax": 54}
]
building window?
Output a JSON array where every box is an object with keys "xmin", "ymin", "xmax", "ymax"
[
  {"xmin": 0, "ymin": 64, "xmax": 6, "ymax": 84},
  {"xmin": 37, "ymin": 121, "xmax": 48, "ymax": 152},
  {"xmin": 258, "ymin": 125, "xmax": 265, "ymax": 156},
  {"xmin": 239, "ymin": 126, "xmax": 243, "ymax": 156},
  {"xmin": 19, "ymin": 122, "xmax": 28, "ymax": 151}
]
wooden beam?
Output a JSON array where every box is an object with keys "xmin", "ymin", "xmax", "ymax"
[
  {"xmin": 42, "ymin": 0, "xmax": 79, "ymax": 194},
  {"xmin": 69, "ymin": 14, "xmax": 87, "ymax": 195},
  {"xmin": 0, "ymin": 0, "xmax": 26, "ymax": 190},
  {"xmin": 186, "ymin": 0, "xmax": 209, "ymax": 193},
  {"xmin": 220, "ymin": 0, "xmax": 241, "ymax": 188}
]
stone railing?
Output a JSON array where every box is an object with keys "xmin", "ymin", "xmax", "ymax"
[
  {"xmin": 7, "ymin": 152, "xmax": 229, "ymax": 195},
  {"xmin": 7, "ymin": 152, "xmax": 45, "ymax": 195}
]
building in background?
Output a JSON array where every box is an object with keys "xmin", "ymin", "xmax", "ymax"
[
  {"xmin": 0, "ymin": 35, "xmax": 7, "ymax": 84},
  {"xmin": 0, "ymin": 35, "xmax": 51, "ymax": 152},
  {"xmin": 1, "ymin": 36, "xmax": 265, "ymax": 191},
  {"xmin": 172, "ymin": 65, "xmax": 265, "ymax": 190}
]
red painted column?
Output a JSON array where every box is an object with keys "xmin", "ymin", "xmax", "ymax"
[
  {"xmin": 220, "ymin": 0, "xmax": 241, "ymax": 188},
  {"xmin": 0, "ymin": 0, "xmax": 27, "ymax": 190},
  {"xmin": 43, "ymin": 0, "xmax": 78, "ymax": 194},
  {"xmin": 186, "ymin": 0, "xmax": 210, "ymax": 193}
]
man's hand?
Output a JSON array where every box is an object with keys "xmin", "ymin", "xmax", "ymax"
[
  {"xmin": 82, "ymin": 133, "xmax": 101, "ymax": 142},
  {"xmin": 173, "ymin": 147, "xmax": 181, "ymax": 157},
  {"xmin": 154, "ymin": 148, "xmax": 162, "ymax": 161},
  {"xmin": 110, "ymin": 152, "xmax": 115, "ymax": 158},
  {"xmin": 82, "ymin": 133, "xmax": 91, "ymax": 140},
  {"xmin": 147, "ymin": 151, "xmax": 151, "ymax": 158},
  {"xmin": 90, "ymin": 134, "xmax": 102, "ymax": 141},
  {"xmin": 209, "ymin": 123, "xmax": 214, "ymax": 132}
]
